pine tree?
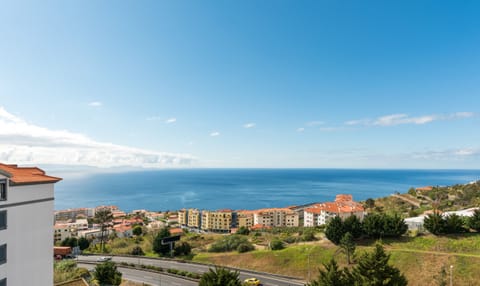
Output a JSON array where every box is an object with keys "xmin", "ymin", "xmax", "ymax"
[
  {"xmin": 306, "ymin": 259, "xmax": 353, "ymax": 286},
  {"xmin": 339, "ymin": 232, "xmax": 356, "ymax": 264},
  {"xmin": 352, "ymin": 243, "xmax": 407, "ymax": 286},
  {"xmin": 423, "ymin": 212, "xmax": 446, "ymax": 235},
  {"xmin": 325, "ymin": 216, "xmax": 345, "ymax": 245},
  {"xmin": 153, "ymin": 227, "xmax": 171, "ymax": 256},
  {"xmin": 468, "ymin": 209, "xmax": 480, "ymax": 232},
  {"xmin": 343, "ymin": 215, "xmax": 363, "ymax": 239}
]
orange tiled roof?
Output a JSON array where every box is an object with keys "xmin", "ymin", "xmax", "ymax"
[
  {"xmin": 0, "ymin": 163, "xmax": 62, "ymax": 185},
  {"xmin": 169, "ymin": 227, "xmax": 183, "ymax": 235},
  {"xmin": 251, "ymin": 224, "xmax": 272, "ymax": 230},
  {"xmin": 305, "ymin": 198, "xmax": 364, "ymax": 215},
  {"xmin": 113, "ymin": 225, "xmax": 132, "ymax": 232}
]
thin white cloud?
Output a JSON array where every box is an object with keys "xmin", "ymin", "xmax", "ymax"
[
  {"xmin": 165, "ymin": 118, "xmax": 177, "ymax": 124},
  {"xmin": 88, "ymin": 101, "xmax": 102, "ymax": 107},
  {"xmin": 296, "ymin": 127, "xmax": 305, "ymax": 132},
  {"xmin": 344, "ymin": 119, "xmax": 371, "ymax": 126},
  {"xmin": 210, "ymin": 131, "xmax": 220, "ymax": 137},
  {"xmin": 243, "ymin": 123, "xmax": 256, "ymax": 129},
  {"xmin": 0, "ymin": 107, "xmax": 194, "ymax": 168},
  {"xmin": 307, "ymin": 121, "xmax": 324, "ymax": 126},
  {"xmin": 410, "ymin": 148, "xmax": 480, "ymax": 160},
  {"xmin": 346, "ymin": 112, "xmax": 475, "ymax": 127}
]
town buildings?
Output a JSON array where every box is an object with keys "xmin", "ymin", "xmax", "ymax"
[
  {"xmin": 54, "ymin": 208, "xmax": 94, "ymax": 223},
  {"xmin": 0, "ymin": 163, "xmax": 62, "ymax": 286},
  {"xmin": 304, "ymin": 194, "xmax": 365, "ymax": 227},
  {"xmin": 179, "ymin": 207, "xmax": 300, "ymax": 232},
  {"xmin": 201, "ymin": 209, "xmax": 234, "ymax": 232}
]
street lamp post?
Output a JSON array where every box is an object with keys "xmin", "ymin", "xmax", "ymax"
[{"xmin": 450, "ymin": 265, "xmax": 453, "ymax": 286}]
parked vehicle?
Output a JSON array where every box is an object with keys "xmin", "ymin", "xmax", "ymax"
[
  {"xmin": 54, "ymin": 246, "xmax": 72, "ymax": 259},
  {"xmin": 244, "ymin": 277, "xmax": 262, "ymax": 285},
  {"xmin": 96, "ymin": 256, "xmax": 112, "ymax": 262}
]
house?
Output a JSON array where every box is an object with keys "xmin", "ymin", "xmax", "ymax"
[{"xmin": 0, "ymin": 163, "xmax": 62, "ymax": 285}]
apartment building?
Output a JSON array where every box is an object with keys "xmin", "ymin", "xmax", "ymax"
[
  {"xmin": 187, "ymin": 209, "xmax": 201, "ymax": 228},
  {"xmin": 201, "ymin": 210, "xmax": 233, "ymax": 232},
  {"xmin": 304, "ymin": 194, "xmax": 365, "ymax": 227},
  {"xmin": 253, "ymin": 208, "xmax": 299, "ymax": 228},
  {"xmin": 0, "ymin": 163, "xmax": 62, "ymax": 286},
  {"xmin": 237, "ymin": 211, "xmax": 255, "ymax": 229},
  {"xmin": 54, "ymin": 219, "xmax": 89, "ymax": 244},
  {"xmin": 54, "ymin": 207, "xmax": 94, "ymax": 222},
  {"xmin": 178, "ymin": 209, "xmax": 187, "ymax": 226}
]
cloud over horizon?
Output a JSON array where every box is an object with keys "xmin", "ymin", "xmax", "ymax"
[
  {"xmin": 345, "ymin": 112, "xmax": 475, "ymax": 127},
  {"xmin": 0, "ymin": 107, "xmax": 195, "ymax": 168}
]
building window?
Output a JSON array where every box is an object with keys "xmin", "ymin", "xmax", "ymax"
[
  {"xmin": 0, "ymin": 180, "xmax": 6, "ymax": 201},
  {"xmin": 0, "ymin": 278, "xmax": 5, "ymax": 286},
  {"xmin": 0, "ymin": 244, "xmax": 6, "ymax": 265},
  {"xmin": 0, "ymin": 211, "xmax": 6, "ymax": 230}
]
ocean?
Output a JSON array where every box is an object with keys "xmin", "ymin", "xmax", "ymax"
[{"xmin": 54, "ymin": 169, "xmax": 480, "ymax": 212}]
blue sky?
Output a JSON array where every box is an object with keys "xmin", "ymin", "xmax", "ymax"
[{"xmin": 0, "ymin": 1, "xmax": 479, "ymax": 170}]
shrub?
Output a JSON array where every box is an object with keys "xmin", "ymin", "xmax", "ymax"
[
  {"xmin": 270, "ymin": 239, "xmax": 284, "ymax": 250},
  {"xmin": 208, "ymin": 235, "xmax": 254, "ymax": 253},
  {"xmin": 237, "ymin": 242, "xmax": 254, "ymax": 253},
  {"xmin": 130, "ymin": 246, "xmax": 144, "ymax": 256}
]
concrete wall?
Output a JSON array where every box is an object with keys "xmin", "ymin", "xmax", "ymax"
[{"xmin": 0, "ymin": 174, "xmax": 54, "ymax": 286}]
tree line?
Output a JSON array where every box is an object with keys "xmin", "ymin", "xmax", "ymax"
[{"xmin": 325, "ymin": 213, "xmax": 408, "ymax": 245}]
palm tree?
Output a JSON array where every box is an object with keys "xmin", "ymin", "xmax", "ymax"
[
  {"xmin": 199, "ymin": 267, "xmax": 242, "ymax": 286},
  {"xmin": 94, "ymin": 208, "xmax": 113, "ymax": 253}
]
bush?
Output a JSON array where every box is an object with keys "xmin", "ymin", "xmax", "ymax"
[
  {"xmin": 237, "ymin": 242, "xmax": 254, "ymax": 253},
  {"xmin": 236, "ymin": 226, "xmax": 250, "ymax": 235},
  {"xmin": 270, "ymin": 239, "xmax": 284, "ymax": 250},
  {"xmin": 130, "ymin": 246, "xmax": 144, "ymax": 256},
  {"xmin": 174, "ymin": 241, "xmax": 192, "ymax": 256},
  {"xmin": 283, "ymin": 235, "xmax": 296, "ymax": 244},
  {"xmin": 301, "ymin": 228, "xmax": 317, "ymax": 241},
  {"xmin": 208, "ymin": 235, "xmax": 254, "ymax": 253}
]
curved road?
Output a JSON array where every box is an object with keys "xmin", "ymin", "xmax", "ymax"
[
  {"xmin": 78, "ymin": 263, "xmax": 197, "ymax": 286},
  {"xmin": 79, "ymin": 255, "xmax": 305, "ymax": 286}
]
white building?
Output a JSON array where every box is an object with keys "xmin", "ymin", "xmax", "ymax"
[
  {"xmin": 405, "ymin": 207, "xmax": 480, "ymax": 231},
  {"xmin": 54, "ymin": 219, "xmax": 89, "ymax": 243},
  {"xmin": 304, "ymin": 194, "xmax": 365, "ymax": 227},
  {"xmin": 0, "ymin": 163, "xmax": 62, "ymax": 286}
]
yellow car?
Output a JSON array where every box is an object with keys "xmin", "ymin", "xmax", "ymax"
[{"xmin": 244, "ymin": 277, "xmax": 262, "ymax": 285}]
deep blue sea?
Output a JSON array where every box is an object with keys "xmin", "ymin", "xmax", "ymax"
[{"xmin": 54, "ymin": 169, "xmax": 480, "ymax": 212}]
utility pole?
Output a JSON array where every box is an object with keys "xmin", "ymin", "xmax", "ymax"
[{"xmin": 450, "ymin": 265, "xmax": 453, "ymax": 286}]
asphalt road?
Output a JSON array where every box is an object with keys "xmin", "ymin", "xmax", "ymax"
[
  {"xmin": 79, "ymin": 263, "xmax": 198, "ymax": 286},
  {"xmin": 79, "ymin": 255, "xmax": 305, "ymax": 286}
]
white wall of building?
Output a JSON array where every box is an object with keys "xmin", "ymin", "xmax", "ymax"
[{"xmin": 0, "ymin": 174, "xmax": 54, "ymax": 286}]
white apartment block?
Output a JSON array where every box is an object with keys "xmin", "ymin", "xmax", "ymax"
[
  {"xmin": 0, "ymin": 163, "xmax": 61, "ymax": 286},
  {"xmin": 304, "ymin": 194, "xmax": 365, "ymax": 227}
]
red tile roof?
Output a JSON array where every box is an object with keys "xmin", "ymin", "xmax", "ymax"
[
  {"xmin": 304, "ymin": 195, "xmax": 364, "ymax": 215},
  {"xmin": 0, "ymin": 163, "xmax": 62, "ymax": 185}
]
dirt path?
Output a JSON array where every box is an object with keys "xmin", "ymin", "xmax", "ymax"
[
  {"xmin": 384, "ymin": 246, "xmax": 480, "ymax": 258},
  {"xmin": 390, "ymin": 194, "xmax": 421, "ymax": 207}
]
